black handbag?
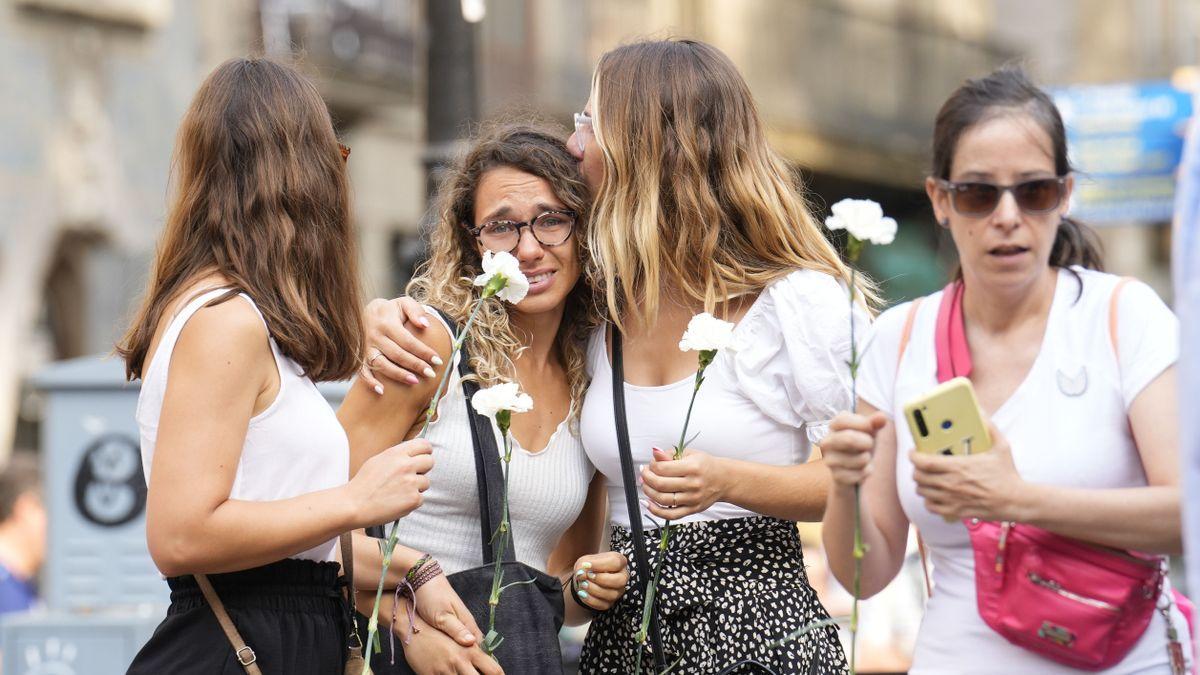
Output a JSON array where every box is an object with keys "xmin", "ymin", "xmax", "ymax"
[{"xmin": 362, "ymin": 310, "xmax": 565, "ymax": 674}]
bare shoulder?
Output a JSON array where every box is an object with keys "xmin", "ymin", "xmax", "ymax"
[
  {"xmin": 408, "ymin": 312, "xmax": 455, "ymax": 362},
  {"xmin": 171, "ymin": 296, "xmax": 273, "ymax": 380}
]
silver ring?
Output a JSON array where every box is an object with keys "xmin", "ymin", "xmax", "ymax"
[
  {"xmin": 671, "ymin": 492, "xmax": 678, "ymax": 509},
  {"xmin": 366, "ymin": 349, "xmax": 383, "ymax": 368}
]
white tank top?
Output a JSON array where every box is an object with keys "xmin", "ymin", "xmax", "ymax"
[
  {"xmin": 135, "ymin": 288, "xmax": 349, "ymax": 564},
  {"xmin": 386, "ymin": 308, "xmax": 594, "ymax": 575}
]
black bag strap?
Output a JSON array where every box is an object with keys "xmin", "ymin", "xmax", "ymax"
[
  {"xmin": 431, "ymin": 308, "xmax": 516, "ymax": 566},
  {"xmin": 610, "ymin": 327, "xmax": 667, "ymax": 669}
]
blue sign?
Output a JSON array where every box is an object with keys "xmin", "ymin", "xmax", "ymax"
[{"xmin": 1053, "ymin": 81, "xmax": 1193, "ymax": 223}]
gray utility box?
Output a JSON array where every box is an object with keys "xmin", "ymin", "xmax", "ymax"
[{"xmin": 2, "ymin": 355, "xmax": 350, "ymax": 675}]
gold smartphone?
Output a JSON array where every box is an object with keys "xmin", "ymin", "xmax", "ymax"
[{"xmin": 902, "ymin": 377, "xmax": 992, "ymax": 456}]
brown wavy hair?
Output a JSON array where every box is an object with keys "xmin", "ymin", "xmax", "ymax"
[
  {"xmin": 587, "ymin": 39, "xmax": 877, "ymax": 328},
  {"xmin": 407, "ymin": 121, "xmax": 599, "ymax": 416},
  {"xmin": 118, "ymin": 57, "xmax": 363, "ymax": 382}
]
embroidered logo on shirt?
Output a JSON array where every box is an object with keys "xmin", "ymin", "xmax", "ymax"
[{"xmin": 1056, "ymin": 366, "xmax": 1088, "ymax": 397}]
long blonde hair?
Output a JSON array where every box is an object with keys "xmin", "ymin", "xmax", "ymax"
[
  {"xmin": 587, "ymin": 39, "xmax": 876, "ymax": 328},
  {"xmin": 407, "ymin": 122, "xmax": 599, "ymax": 414}
]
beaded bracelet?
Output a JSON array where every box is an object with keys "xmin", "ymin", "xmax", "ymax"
[
  {"xmin": 405, "ymin": 553, "xmax": 432, "ymax": 583},
  {"xmin": 409, "ymin": 559, "xmax": 442, "ymax": 594}
]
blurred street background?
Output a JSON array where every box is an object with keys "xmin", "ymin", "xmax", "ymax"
[{"xmin": 0, "ymin": 1, "xmax": 1196, "ymax": 672}]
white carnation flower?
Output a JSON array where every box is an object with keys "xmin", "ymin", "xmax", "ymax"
[
  {"xmin": 470, "ymin": 381, "xmax": 534, "ymax": 419},
  {"xmin": 473, "ymin": 250, "xmax": 530, "ymax": 304},
  {"xmin": 824, "ymin": 198, "xmax": 897, "ymax": 245},
  {"xmin": 678, "ymin": 312, "xmax": 736, "ymax": 353}
]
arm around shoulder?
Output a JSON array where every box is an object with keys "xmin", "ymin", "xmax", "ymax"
[{"xmin": 339, "ymin": 315, "xmax": 455, "ymax": 477}]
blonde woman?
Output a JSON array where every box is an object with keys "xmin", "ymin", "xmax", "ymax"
[
  {"xmin": 364, "ymin": 40, "xmax": 862, "ymax": 674},
  {"xmin": 340, "ymin": 123, "xmax": 629, "ymax": 674}
]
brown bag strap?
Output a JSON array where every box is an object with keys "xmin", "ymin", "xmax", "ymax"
[
  {"xmin": 197, "ymin": 535, "xmax": 363, "ymax": 675},
  {"xmin": 340, "ymin": 533, "xmax": 366, "ymax": 671},
  {"xmin": 196, "ymin": 574, "xmax": 264, "ymax": 675}
]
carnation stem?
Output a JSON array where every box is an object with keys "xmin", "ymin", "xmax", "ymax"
[
  {"xmin": 361, "ymin": 296, "xmax": 490, "ymax": 673},
  {"xmin": 847, "ymin": 261, "xmax": 862, "ymax": 675},
  {"xmin": 633, "ymin": 363, "xmax": 707, "ymax": 673},
  {"xmin": 484, "ymin": 426, "xmax": 514, "ymax": 656}
]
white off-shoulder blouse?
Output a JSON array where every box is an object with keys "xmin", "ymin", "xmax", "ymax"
[{"xmin": 580, "ymin": 269, "xmax": 868, "ymax": 528}]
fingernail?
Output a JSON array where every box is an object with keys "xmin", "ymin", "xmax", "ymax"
[
  {"xmin": 577, "ymin": 590, "xmax": 589, "ymax": 599},
  {"xmin": 431, "ymin": 355, "xmax": 444, "ymax": 366},
  {"xmin": 575, "ymin": 568, "xmax": 586, "ymax": 578},
  {"xmin": 423, "ymin": 367, "xmax": 436, "ymax": 378},
  {"xmin": 407, "ymin": 375, "xmax": 419, "ymax": 385},
  {"xmin": 418, "ymin": 316, "xmax": 430, "ymax": 328},
  {"xmin": 582, "ymin": 561, "xmax": 592, "ymax": 569},
  {"xmin": 374, "ymin": 384, "xmax": 384, "ymax": 396},
  {"xmin": 579, "ymin": 580, "xmax": 589, "ymax": 589},
  {"xmin": 588, "ymin": 571, "xmax": 596, "ymax": 580}
]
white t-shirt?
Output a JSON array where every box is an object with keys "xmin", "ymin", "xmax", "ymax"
[
  {"xmin": 580, "ymin": 269, "xmax": 868, "ymax": 528},
  {"xmin": 857, "ymin": 267, "xmax": 1189, "ymax": 674}
]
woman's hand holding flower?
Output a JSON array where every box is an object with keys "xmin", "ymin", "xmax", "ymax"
[
  {"xmin": 821, "ymin": 412, "xmax": 888, "ymax": 490},
  {"xmin": 641, "ymin": 447, "xmax": 728, "ymax": 519}
]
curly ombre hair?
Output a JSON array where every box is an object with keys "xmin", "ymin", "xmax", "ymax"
[
  {"xmin": 587, "ymin": 39, "xmax": 878, "ymax": 327},
  {"xmin": 407, "ymin": 122, "xmax": 599, "ymax": 416}
]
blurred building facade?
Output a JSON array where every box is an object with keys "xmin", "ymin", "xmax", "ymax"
[{"xmin": 1, "ymin": 0, "xmax": 1197, "ymax": 457}]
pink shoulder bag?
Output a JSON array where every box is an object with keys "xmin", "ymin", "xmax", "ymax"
[{"xmin": 896, "ymin": 279, "xmax": 1188, "ymax": 673}]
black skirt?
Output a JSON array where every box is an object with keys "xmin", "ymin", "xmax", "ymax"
[
  {"xmin": 127, "ymin": 558, "xmax": 351, "ymax": 675},
  {"xmin": 579, "ymin": 516, "xmax": 848, "ymax": 674}
]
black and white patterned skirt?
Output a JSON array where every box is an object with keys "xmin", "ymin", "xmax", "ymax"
[{"xmin": 580, "ymin": 516, "xmax": 848, "ymax": 674}]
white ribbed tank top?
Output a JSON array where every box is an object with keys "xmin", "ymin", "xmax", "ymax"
[
  {"xmin": 135, "ymin": 288, "xmax": 349, "ymax": 564},
  {"xmin": 386, "ymin": 309, "xmax": 594, "ymax": 575}
]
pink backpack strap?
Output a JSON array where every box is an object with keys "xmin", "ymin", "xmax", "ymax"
[
  {"xmin": 1109, "ymin": 277, "xmax": 1133, "ymax": 359},
  {"xmin": 896, "ymin": 297, "xmax": 924, "ymax": 377}
]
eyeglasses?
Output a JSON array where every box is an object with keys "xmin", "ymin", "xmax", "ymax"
[
  {"xmin": 469, "ymin": 210, "xmax": 577, "ymax": 253},
  {"xmin": 338, "ymin": 143, "xmax": 351, "ymax": 162},
  {"xmin": 936, "ymin": 176, "xmax": 1067, "ymax": 217},
  {"xmin": 573, "ymin": 112, "xmax": 593, "ymax": 154}
]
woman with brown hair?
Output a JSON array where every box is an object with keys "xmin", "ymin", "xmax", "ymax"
[
  {"xmin": 120, "ymin": 57, "xmax": 434, "ymax": 674},
  {"xmin": 339, "ymin": 122, "xmax": 629, "ymax": 674}
]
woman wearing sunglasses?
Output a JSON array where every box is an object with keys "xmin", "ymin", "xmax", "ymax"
[
  {"xmin": 819, "ymin": 66, "xmax": 1188, "ymax": 673},
  {"xmin": 339, "ymin": 122, "xmax": 629, "ymax": 674}
]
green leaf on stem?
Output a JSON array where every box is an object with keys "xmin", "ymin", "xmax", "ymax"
[
  {"xmin": 482, "ymin": 629, "xmax": 503, "ymax": 653},
  {"xmin": 499, "ymin": 577, "xmax": 539, "ymax": 594},
  {"xmin": 766, "ymin": 616, "xmax": 845, "ymax": 649}
]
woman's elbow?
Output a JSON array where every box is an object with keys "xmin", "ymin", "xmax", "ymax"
[
  {"xmin": 147, "ymin": 521, "xmax": 208, "ymax": 577},
  {"xmin": 148, "ymin": 536, "xmax": 192, "ymax": 577}
]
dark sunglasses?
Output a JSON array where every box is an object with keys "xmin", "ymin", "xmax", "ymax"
[{"xmin": 936, "ymin": 176, "xmax": 1067, "ymax": 216}]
